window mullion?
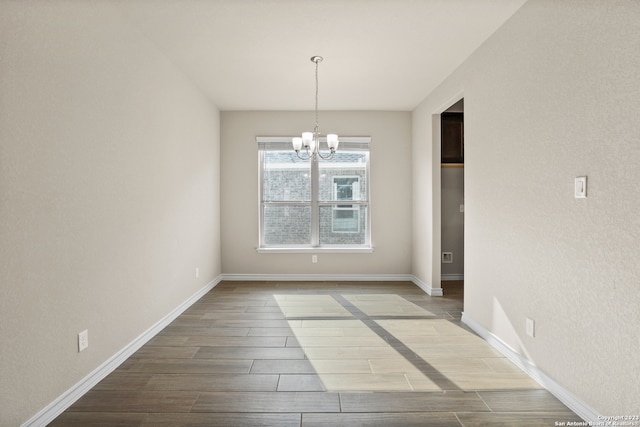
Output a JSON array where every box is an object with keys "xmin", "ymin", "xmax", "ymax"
[
  {"xmin": 311, "ymin": 157, "xmax": 320, "ymax": 247},
  {"xmin": 258, "ymin": 148, "xmax": 265, "ymax": 245}
]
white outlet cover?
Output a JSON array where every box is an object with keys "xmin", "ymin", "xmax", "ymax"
[{"xmin": 78, "ymin": 329, "xmax": 89, "ymax": 352}]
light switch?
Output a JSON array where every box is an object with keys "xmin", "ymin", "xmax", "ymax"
[
  {"xmin": 526, "ymin": 318, "xmax": 535, "ymax": 338},
  {"xmin": 575, "ymin": 176, "xmax": 587, "ymax": 198}
]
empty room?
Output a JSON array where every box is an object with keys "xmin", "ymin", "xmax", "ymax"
[{"xmin": 1, "ymin": 1, "xmax": 639, "ymax": 426}]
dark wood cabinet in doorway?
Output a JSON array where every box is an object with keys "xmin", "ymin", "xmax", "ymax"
[{"xmin": 441, "ymin": 112, "xmax": 464, "ymax": 164}]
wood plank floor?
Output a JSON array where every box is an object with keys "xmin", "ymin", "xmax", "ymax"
[{"xmin": 50, "ymin": 281, "xmax": 583, "ymax": 426}]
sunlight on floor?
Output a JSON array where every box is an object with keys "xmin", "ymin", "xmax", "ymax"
[
  {"xmin": 343, "ymin": 294, "xmax": 435, "ymax": 316},
  {"xmin": 288, "ymin": 317, "xmax": 432, "ymax": 391},
  {"xmin": 274, "ymin": 293, "xmax": 542, "ymax": 392},
  {"xmin": 273, "ymin": 295, "xmax": 352, "ymax": 318}
]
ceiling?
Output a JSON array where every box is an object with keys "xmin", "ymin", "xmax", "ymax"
[{"xmin": 116, "ymin": 0, "xmax": 527, "ymax": 111}]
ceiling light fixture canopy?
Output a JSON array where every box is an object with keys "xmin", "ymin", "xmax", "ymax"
[{"xmin": 292, "ymin": 56, "xmax": 338, "ymax": 160}]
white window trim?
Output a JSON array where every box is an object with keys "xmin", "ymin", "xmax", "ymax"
[
  {"xmin": 256, "ymin": 246, "xmax": 374, "ymax": 254},
  {"xmin": 257, "ymin": 136, "xmax": 372, "ymax": 253}
]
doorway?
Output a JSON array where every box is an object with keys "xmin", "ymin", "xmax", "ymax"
[{"xmin": 440, "ymin": 99, "xmax": 464, "ymax": 296}]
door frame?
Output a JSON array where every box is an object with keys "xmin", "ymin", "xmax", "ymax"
[{"xmin": 432, "ymin": 93, "xmax": 464, "ymax": 293}]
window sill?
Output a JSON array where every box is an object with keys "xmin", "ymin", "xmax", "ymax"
[{"xmin": 256, "ymin": 247, "xmax": 374, "ymax": 254}]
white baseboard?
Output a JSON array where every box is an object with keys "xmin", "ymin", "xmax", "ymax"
[
  {"xmin": 461, "ymin": 312, "xmax": 601, "ymax": 423},
  {"xmin": 441, "ymin": 274, "xmax": 464, "ymax": 281},
  {"xmin": 220, "ymin": 273, "xmax": 414, "ymax": 282},
  {"xmin": 220, "ymin": 274, "xmax": 443, "ymax": 298},
  {"xmin": 410, "ymin": 275, "xmax": 443, "ymax": 297},
  {"xmin": 22, "ymin": 276, "xmax": 222, "ymax": 427}
]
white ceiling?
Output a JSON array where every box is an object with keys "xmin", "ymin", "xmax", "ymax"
[{"xmin": 116, "ymin": 0, "xmax": 527, "ymax": 111}]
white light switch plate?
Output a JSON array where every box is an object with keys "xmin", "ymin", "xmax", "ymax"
[
  {"xmin": 526, "ymin": 318, "xmax": 535, "ymax": 338},
  {"xmin": 575, "ymin": 176, "xmax": 587, "ymax": 198}
]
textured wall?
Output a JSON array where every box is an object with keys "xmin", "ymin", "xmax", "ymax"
[
  {"xmin": 0, "ymin": 3, "xmax": 221, "ymax": 425},
  {"xmin": 221, "ymin": 111, "xmax": 411, "ymax": 275},
  {"xmin": 412, "ymin": 0, "xmax": 640, "ymax": 415}
]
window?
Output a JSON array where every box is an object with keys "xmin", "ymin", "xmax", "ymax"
[
  {"xmin": 332, "ymin": 176, "xmax": 360, "ymax": 233},
  {"xmin": 258, "ymin": 137, "xmax": 371, "ymax": 251}
]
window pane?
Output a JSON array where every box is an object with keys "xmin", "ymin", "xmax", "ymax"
[
  {"xmin": 263, "ymin": 204, "xmax": 311, "ymax": 245},
  {"xmin": 263, "ymin": 151, "xmax": 310, "ymax": 201},
  {"xmin": 320, "ymin": 204, "xmax": 367, "ymax": 245},
  {"xmin": 319, "ymin": 151, "xmax": 367, "ymax": 202}
]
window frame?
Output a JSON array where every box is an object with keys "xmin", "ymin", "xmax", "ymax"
[
  {"xmin": 257, "ymin": 136, "xmax": 372, "ymax": 253},
  {"xmin": 331, "ymin": 175, "xmax": 360, "ymax": 234}
]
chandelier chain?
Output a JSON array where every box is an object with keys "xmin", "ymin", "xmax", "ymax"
[{"xmin": 314, "ymin": 58, "xmax": 319, "ymax": 133}]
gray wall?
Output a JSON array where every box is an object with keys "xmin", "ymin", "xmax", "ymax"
[
  {"xmin": 221, "ymin": 111, "xmax": 412, "ymax": 276},
  {"xmin": 0, "ymin": 3, "xmax": 221, "ymax": 425},
  {"xmin": 413, "ymin": 0, "xmax": 640, "ymax": 415}
]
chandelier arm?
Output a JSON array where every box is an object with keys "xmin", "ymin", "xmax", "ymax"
[
  {"xmin": 316, "ymin": 150, "xmax": 335, "ymax": 160},
  {"xmin": 295, "ymin": 149, "xmax": 311, "ymax": 161}
]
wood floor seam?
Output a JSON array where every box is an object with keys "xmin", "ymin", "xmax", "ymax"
[{"xmin": 474, "ymin": 390, "xmax": 493, "ymax": 413}]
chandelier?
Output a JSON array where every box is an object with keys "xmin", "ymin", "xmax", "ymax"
[{"xmin": 292, "ymin": 56, "xmax": 339, "ymax": 160}]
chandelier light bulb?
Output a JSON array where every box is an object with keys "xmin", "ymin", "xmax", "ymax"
[
  {"xmin": 301, "ymin": 132, "xmax": 313, "ymax": 148},
  {"xmin": 292, "ymin": 137, "xmax": 303, "ymax": 151},
  {"xmin": 327, "ymin": 134, "xmax": 339, "ymax": 151}
]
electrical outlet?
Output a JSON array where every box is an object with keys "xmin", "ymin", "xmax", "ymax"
[
  {"xmin": 195, "ymin": 267, "xmax": 199, "ymax": 279},
  {"xmin": 312, "ymin": 255, "xmax": 318, "ymax": 263},
  {"xmin": 78, "ymin": 329, "xmax": 89, "ymax": 352},
  {"xmin": 526, "ymin": 318, "xmax": 535, "ymax": 338}
]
